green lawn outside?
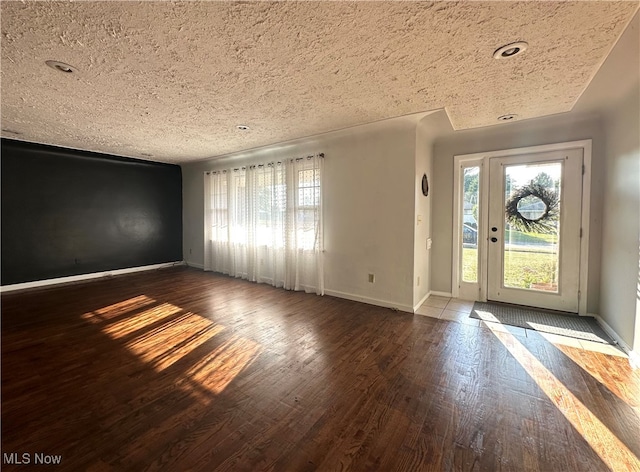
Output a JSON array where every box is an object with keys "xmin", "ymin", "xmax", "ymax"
[
  {"xmin": 462, "ymin": 247, "xmax": 558, "ymax": 289},
  {"xmin": 503, "ymin": 229, "xmax": 557, "ymax": 246}
]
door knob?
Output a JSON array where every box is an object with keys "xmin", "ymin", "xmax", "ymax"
[{"xmin": 491, "ymin": 237, "xmax": 498, "ymax": 242}]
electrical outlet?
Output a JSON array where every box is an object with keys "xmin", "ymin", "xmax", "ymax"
[{"xmin": 368, "ymin": 273, "xmax": 375, "ymax": 283}]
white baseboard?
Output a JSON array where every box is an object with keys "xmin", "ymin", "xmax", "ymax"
[
  {"xmin": 324, "ymin": 289, "xmax": 413, "ymax": 314},
  {"xmin": 185, "ymin": 261, "xmax": 204, "ymax": 269},
  {"xmin": 430, "ymin": 290, "xmax": 453, "ymax": 298},
  {"xmin": 413, "ymin": 291, "xmax": 432, "ymax": 313},
  {"xmin": 0, "ymin": 261, "xmax": 184, "ymax": 293},
  {"xmin": 593, "ymin": 314, "xmax": 638, "ymax": 369}
]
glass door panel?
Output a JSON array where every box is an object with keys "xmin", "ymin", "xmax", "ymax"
[
  {"xmin": 503, "ymin": 162, "xmax": 561, "ymax": 293},
  {"xmin": 456, "ymin": 159, "xmax": 484, "ymax": 302},
  {"xmin": 462, "ymin": 166, "xmax": 479, "ymax": 283}
]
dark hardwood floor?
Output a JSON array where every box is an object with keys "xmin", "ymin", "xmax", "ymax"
[{"xmin": 2, "ymin": 267, "xmax": 639, "ymax": 471}]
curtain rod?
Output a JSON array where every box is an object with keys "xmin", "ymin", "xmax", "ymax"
[{"xmin": 206, "ymin": 152, "xmax": 324, "ymax": 175}]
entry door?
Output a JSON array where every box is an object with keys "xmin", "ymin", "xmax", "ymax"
[{"xmin": 487, "ymin": 149, "xmax": 583, "ymax": 312}]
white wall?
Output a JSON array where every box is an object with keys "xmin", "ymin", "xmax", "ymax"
[
  {"xmin": 182, "ymin": 116, "xmax": 424, "ymax": 312},
  {"xmin": 599, "ymin": 13, "xmax": 639, "ymax": 354},
  {"xmin": 601, "ymin": 86, "xmax": 640, "ymax": 352},
  {"xmin": 413, "ymin": 113, "xmax": 442, "ymax": 308}
]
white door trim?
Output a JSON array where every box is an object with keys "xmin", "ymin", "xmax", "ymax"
[{"xmin": 452, "ymin": 140, "xmax": 592, "ymax": 314}]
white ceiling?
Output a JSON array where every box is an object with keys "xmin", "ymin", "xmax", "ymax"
[{"xmin": 1, "ymin": 1, "xmax": 637, "ymax": 164}]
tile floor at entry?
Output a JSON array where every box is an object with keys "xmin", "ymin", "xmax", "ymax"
[{"xmin": 416, "ymin": 296, "xmax": 627, "ymax": 358}]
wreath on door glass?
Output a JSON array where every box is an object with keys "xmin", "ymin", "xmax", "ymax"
[{"xmin": 505, "ymin": 183, "xmax": 559, "ymax": 234}]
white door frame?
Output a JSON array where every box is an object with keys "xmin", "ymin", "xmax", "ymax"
[
  {"xmin": 452, "ymin": 139, "xmax": 592, "ymax": 314},
  {"xmin": 487, "ymin": 149, "xmax": 582, "ymax": 312}
]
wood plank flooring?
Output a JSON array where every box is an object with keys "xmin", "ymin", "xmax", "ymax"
[{"xmin": 2, "ymin": 266, "xmax": 639, "ymax": 471}]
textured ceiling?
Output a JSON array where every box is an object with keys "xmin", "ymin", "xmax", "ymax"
[{"xmin": 1, "ymin": 1, "xmax": 637, "ymax": 163}]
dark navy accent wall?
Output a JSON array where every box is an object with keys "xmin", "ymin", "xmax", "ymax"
[{"xmin": 1, "ymin": 139, "xmax": 182, "ymax": 285}]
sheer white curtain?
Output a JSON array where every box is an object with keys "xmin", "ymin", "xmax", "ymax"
[{"xmin": 204, "ymin": 155, "xmax": 324, "ymax": 295}]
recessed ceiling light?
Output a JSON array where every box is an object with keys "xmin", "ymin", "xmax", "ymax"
[
  {"xmin": 497, "ymin": 114, "xmax": 518, "ymax": 121},
  {"xmin": 493, "ymin": 42, "xmax": 528, "ymax": 59},
  {"xmin": 236, "ymin": 125, "xmax": 250, "ymax": 131},
  {"xmin": 45, "ymin": 60, "xmax": 77, "ymax": 73}
]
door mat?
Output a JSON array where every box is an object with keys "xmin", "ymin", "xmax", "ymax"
[{"xmin": 470, "ymin": 301, "xmax": 612, "ymax": 344}]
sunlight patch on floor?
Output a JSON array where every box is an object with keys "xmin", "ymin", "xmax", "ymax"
[
  {"xmin": 82, "ymin": 296, "xmax": 262, "ymax": 397},
  {"xmin": 125, "ymin": 312, "xmax": 224, "ymax": 370},
  {"xmin": 474, "ymin": 309, "xmax": 500, "ymax": 323},
  {"xmin": 186, "ymin": 334, "xmax": 262, "ymax": 396},
  {"xmin": 484, "ymin": 321, "xmax": 640, "ymax": 471},
  {"xmin": 548, "ymin": 338, "xmax": 640, "ymax": 409},
  {"xmin": 103, "ymin": 302, "xmax": 183, "ymax": 338},
  {"xmin": 578, "ymin": 339, "xmax": 627, "ymax": 357},
  {"xmin": 81, "ymin": 295, "xmax": 157, "ymax": 323}
]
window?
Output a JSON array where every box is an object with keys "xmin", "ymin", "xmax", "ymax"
[
  {"xmin": 204, "ymin": 155, "xmax": 324, "ymax": 294},
  {"xmin": 295, "ymin": 163, "xmax": 322, "ymax": 251},
  {"xmin": 209, "ymin": 170, "xmax": 228, "ymax": 244}
]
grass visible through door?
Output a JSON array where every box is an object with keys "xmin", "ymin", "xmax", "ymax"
[{"xmin": 463, "ymin": 227, "xmax": 558, "ymax": 290}]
